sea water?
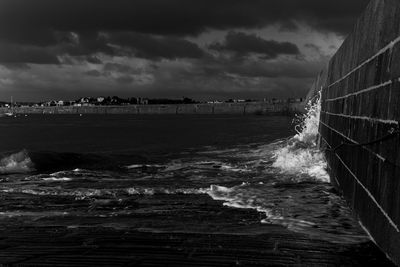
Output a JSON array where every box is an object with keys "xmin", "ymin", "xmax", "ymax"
[{"xmin": 0, "ymin": 107, "xmax": 370, "ymax": 246}]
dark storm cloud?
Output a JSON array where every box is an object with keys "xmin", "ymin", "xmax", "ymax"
[
  {"xmin": 3, "ymin": 29, "xmax": 204, "ymax": 63},
  {"xmin": 55, "ymin": 31, "xmax": 204, "ymax": 61},
  {"xmin": 103, "ymin": 63, "xmax": 132, "ymax": 73},
  {"xmin": 210, "ymin": 31, "xmax": 300, "ymax": 59},
  {"xmin": 0, "ymin": 0, "xmax": 369, "ymax": 64},
  {"xmin": 86, "ymin": 55, "xmax": 103, "ymax": 64},
  {"xmin": 109, "ymin": 32, "xmax": 205, "ymax": 60},
  {"xmin": 115, "ymin": 75, "xmax": 134, "ymax": 84},
  {"xmin": 0, "ymin": 0, "xmax": 369, "ymax": 47},
  {"xmin": 0, "ymin": 43, "xmax": 59, "ymax": 64},
  {"xmin": 58, "ymin": 32, "xmax": 115, "ymax": 57},
  {"xmin": 193, "ymin": 54, "xmax": 325, "ymax": 80},
  {"xmin": 84, "ymin": 63, "xmax": 145, "ymax": 79},
  {"xmin": 225, "ymin": 60, "xmax": 324, "ymax": 78},
  {"xmin": 305, "ymin": 43, "xmax": 321, "ymax": 52},
  {"xmin": 0, "ymin": 63, "xmax": 31, "ymax": 70},
  {"xmin": 85, "ymin": 70, "xmax": 102, "ymax": 77},
  {"xmin": 0, "ymin": 0, "xmax": 369, "ymax": 101}
]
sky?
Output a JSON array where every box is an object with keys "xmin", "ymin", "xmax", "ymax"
[{"xmin": 0, "ymin": 0, "xmax": 370, "ymax": 102}]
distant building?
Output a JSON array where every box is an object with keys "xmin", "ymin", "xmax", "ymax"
[
  {"xmin": 79, "ymin": 97, "xmax": 90, "ymax": 104},
  {"xmin": 136, "ymin": 97, "xmax": 149, "ymax": 105},
  {"xmin": 45, "ymin": 100, "xmax": 57, "ymax": 106},
  {"xmin": 97, "ymin": 97, "xmax": 105, "ymax": 104}
]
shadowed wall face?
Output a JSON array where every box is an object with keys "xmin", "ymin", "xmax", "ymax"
[{"xmin": 319, "ymin": 0, "xmax": 400, "ymax": 264}]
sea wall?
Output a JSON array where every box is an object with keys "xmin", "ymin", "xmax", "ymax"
[
  {"xmin": 318, "ymin": 0, "xmax": 400, "ymax": 264},
  {"xmin": 0, "ymin": 102, "xmax": 305, "ymax": 115}
]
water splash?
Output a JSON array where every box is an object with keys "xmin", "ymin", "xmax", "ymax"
[
  {"xmin": 0, "ymin": 150, "xmax": 34, "ymax": 174},
  {"xmin": 293, "ymin": 94, "xmax": 322, "ymax": 146},
  {"xmin": 272, "ymin": 94, "xmax": 329, "ymax": 182}
]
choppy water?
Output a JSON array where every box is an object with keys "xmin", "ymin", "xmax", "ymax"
[{"xmin": 0, "ymin": 111, "xmax": 369, "ymax": 245}]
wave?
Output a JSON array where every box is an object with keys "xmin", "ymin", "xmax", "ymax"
[
  {"xmin": 126, "ymin": 187, "xmax": 208, "ymax": 195},
  {"xmin": 0, "ymin": 150, "xmax": 149, "ymax": 174},
  {"xmin": 126, "ymin": 164, "xmax": 164, "ymax": 169},
  {"xmin": 206, "ymin": 183, "xmax": 369, "ymax": 244},
  {"xmin": 42, "ymin": 177, "xmax": 72, "ymax": 181},
  {"xmin": 271, "ymin": 93, "xmax": 329, "ymax": 182},
  {"xmin": 1, "ymin": 186, "xmax": 209, "ymax": 199}
]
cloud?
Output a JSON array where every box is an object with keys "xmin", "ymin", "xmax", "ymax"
[
  {"xmin": 108, "ymin": 32, "xmax": 205, "ymax": 60},
  {"xmin": 304, "ymin": 43, "xmax": 321, "ymax": 53},
  {"xmin": 209, "ymin": 31, "xmax": 300, "ymax": 59},
  {"xmin": 0, "ymin": 43, "xmax": 60, "ymax": 64},
  {"xmin": 57, "ymin": 32, "xmax": 115, "ymax": 57},
  {"xmin": 115, "ymin": 75, "xmax": 134, "ymax": 84},
  {"xmin": 85, "ymin": 70, "xmax": 102, "ymax": 77},
  {"xmin": 46, "ymin": 31, "xmax": 205, "ymax": 61},
  {"xmin": 86, "ymin": 55, "xmax": 103, "ymax": 64},
  {"xmin": 103, "ymin": 63, "xmax": 133, "ymax": 73},
  {"xmin": 225, "ymin": 59, "xmax": 325, "ymax": 78},
  {"xmin": 0, "ymin": 0, "xmax": 369, "ymax": 47},
  {"xmin": 0, "ymin": 0, "xmax": 368, "ymax": 101}
]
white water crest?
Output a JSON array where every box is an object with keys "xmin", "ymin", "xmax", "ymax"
[
  {"xmin": 206, "ymin": 184, "xmax": 316, "ymax": 230},
  {"xmin": 205, "ymin": 183, "xmax": 368, "ymax": 244},
  {"xmin": 126, "ymin": 187, "xmax": 209, "ymax": 195},
  {"xmin": 0, "ymin": 150, "xmax": 34, "ymax": 174},
  {"xmin": 272, "ymin": 94, "xmax": 329, "ymax": 182}
]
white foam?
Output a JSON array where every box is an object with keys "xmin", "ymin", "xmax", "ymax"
[
  {"xmin": 42, "ymin": 177, "xmax": 72, "ymax": 181},
  {"xmin": 206, "ymin": 184, "xmax": 311, "ymax": 229},
  {"xmin": 126, "ymin": 187, "xmax": 208, "ymax": 195},
  {"xmin": 0, "ymin": 150, "xmax": 34, "ymax": 174},
  {"xmin": 272, "ymin": 94, "xmax": 330, "ymax": 182},
  {"xmin": 125, "ymin": 164, "xmax": 164, "ymax": 169},
  {"xmin": 0, "ymin": 211, "xmax": 69, "ymax": 217},
  {"xmin": 272, "ymin": 145, "xmax": 329, "ymax": 182},
  {"xmin": 205, "ymin": 183, "xmax": 368, "ymax": 244}
]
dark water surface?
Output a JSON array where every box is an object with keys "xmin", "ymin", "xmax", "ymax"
[
  {"xmin": 0, "ymin": 114, "xmax": 293, "ymax": 153},
  {"xmin": 0, "ymin": 114, "xmax": 394, "ymax": 266}
]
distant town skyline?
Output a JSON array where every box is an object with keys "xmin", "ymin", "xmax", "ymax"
[
  {"xmin": 0, "ymin": 0, "xmax": 369, "ymax": 101},
  {"xmin": 2, "ymin": 94, "xmax": 304, "ymax": 106}
]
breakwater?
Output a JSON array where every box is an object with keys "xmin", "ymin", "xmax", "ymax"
[
  {"xmin": 1, "ymin": 102, "xmax": 305, "ymax": 115},
  {"xmin": 315, "ymin": 0, "xmax": 400, "ymax": 264}
]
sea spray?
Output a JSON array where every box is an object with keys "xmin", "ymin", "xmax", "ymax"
[
  {"xmin": 0, "ymin": 150, "xmax": 34, "ymax": 174},
  {"xmin": 272, "ymin": 93, "xmax": 330, "ymax": 182}
]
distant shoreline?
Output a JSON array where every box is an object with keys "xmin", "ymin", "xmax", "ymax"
[{"xmin": 0, "ymin": 102, "xmax": 306, "ymax": 116}]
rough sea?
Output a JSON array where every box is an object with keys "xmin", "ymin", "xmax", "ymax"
[{"xmin": 0, "ymin": 104, "xmax": 394, "ymax": 265}]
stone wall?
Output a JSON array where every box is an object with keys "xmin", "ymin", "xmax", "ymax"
[{"xmin": 318, "ymin": 0, "xmax": 400, "ymax": 264}]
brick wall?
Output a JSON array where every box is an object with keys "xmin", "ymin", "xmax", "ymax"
[{"xmin": 319, "ymin": 0, "xmax": 400, "ymax": 264}]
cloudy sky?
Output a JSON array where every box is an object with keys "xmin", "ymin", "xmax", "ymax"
[{"xmin": 0, "ymin": 0, "xmax": 369, "ymax": 102}]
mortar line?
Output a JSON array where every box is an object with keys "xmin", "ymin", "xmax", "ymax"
[
  {"xmin": 327, "ymin": 35, "xmax": 400, "ymax": 89},
  {"xmin": 319, "ymin": 120, "xmax": 386, "ymax": 161},
  {"xmin": 319, "ymin": 133, "xmax": 400, "ymax": 232},
  {"xmin": 321, "ymin": 111, "xmax": 399, "ymax": 125},
  {"xmin": 319, "ymin": 136, "xmax": 341, "ymax": 187},
  {"xmin": 325, "ymin": 80, "xmax": 392, "ymax": 102}
]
